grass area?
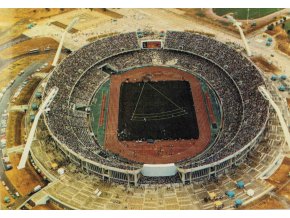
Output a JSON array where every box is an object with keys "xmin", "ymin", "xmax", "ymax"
[
  {"xmin": 200, "ymin": 79, "xmax": 221, "ymax": 139},
  {"xmin": 213, "ymin": 8, "xmax": 283, "ymax": 20},
  {"xmin": 90, "ymin": 79, "xmax": 110, "ymax": 146},
  {"xmin": 284, "ymin": 20, "xmax": 290, "ymax": 33}
]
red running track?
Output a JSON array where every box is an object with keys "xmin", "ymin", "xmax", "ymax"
[
  {"xmin": 98, "ymin": 93, "xmax": 107, "ymax": 127},
  {"xmin": 104, "ymin": 66, "xmax": 211, "ymax": 164},
  {"xmin": 205, "ymin": 92, "xmax": 217, "ymax": 125}
]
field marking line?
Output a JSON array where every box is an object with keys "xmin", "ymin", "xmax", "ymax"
[
  {"xmin": 132, "ymin": 111, "xmax": 187, "ymax": 121},
  {"xmin": 132, "ymin": 109, "xmax": 187, "ymax": 119},
  {"xmin": 146, "ymin": 82, "xmax": 184, "ymax": 111},
  {"xmin": 134, "ymin": 108, "xmax": 183, "ymax": 116},
  {"xmin": 97, "ymin": 90, "xmax": 104, "ymax": 130},
  {"xmin": 131, "ymin": 82, "xmax": 145, "ymax": 120}
]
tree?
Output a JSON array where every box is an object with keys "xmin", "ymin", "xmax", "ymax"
[{"xmin": 267, "ymin": 24, "xmax": 274, "ymax": 31}]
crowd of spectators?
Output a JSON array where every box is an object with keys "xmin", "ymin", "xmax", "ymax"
[
  {"xmin": 165, "ymin": 31, "xmax": 268, "ymax": 168},
  {"xmin": 45, "ymin": 32, "xmax": 141, "ymax": 170},
  {"xmin": 43, "ymin": 31, "xmax": 269, "ymax": 181}
]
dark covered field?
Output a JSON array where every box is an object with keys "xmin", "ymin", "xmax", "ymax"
[{"xmin": 118, "ymin": 80, "xmax": 199, "ymax": 141}]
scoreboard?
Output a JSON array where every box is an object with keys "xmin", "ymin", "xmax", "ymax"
[{"xmin": 142, "ymin": 40, "xmax": 163, "ymax": 49}]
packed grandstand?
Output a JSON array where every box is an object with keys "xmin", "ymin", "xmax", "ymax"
[{"xmin": 43, "ymin": 31, "xmax": 269, "ymax": 185}]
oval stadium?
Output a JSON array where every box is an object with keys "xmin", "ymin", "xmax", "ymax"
[
  {"xmin": 42, "ymin": 31, "xmax": 269, "ymax": 185},
  {"xmin": 1, "ymin": 8, "xmax": 289, "ymax": 211}
]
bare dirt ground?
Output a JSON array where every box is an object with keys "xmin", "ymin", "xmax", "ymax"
[
  {"xmin": 243, "ymin": 157, "xmax": 290, "ymax": 209},
  {"xmin": 267, "ymin": 158, "xmax": 290, "ymax": 188},
  {"xmin": 5, "ymin": 153, "xmax": 45, "ymax": 196},
  {"xmin": 6, "ymin": 77, "xmax": 42, "ymax": 148},
  {"xmin": 0, "ymin": 9, "xmax": 74, "ymax": 45},
  {"xmin": 287, "ymin": 99, "xmax": 290, "ymax": 110},
  {"xmin": 94, "ymin": 8, "xmax": 124, "ymax": 19},
  {"xmin": 267, "ymin": 158, "xmax": 290, "ymax": 202},
  {"xmin": 6, "ymin": 112, "xmax": 25, "ymax": 148},
  {"xmin": 0, "ymin": 53, "xmax": 51, "ymax": 90},
  {"xmin": 251, "ymin": 56, "xmax": 280, "ymax": 74},
  {"xmin": 32, "ymin": 201, "xmax": 62, "ymax": 210},
  {"xmin": 275, "ymin": 33, "xmax": 290, "ymax": 57},
  {"xmin": 4, "ymin": 111, "xmax": 45, "ymax": 196},
  {"xmin": 12, "ymin": 77, "xmax": 42, "ymax": 105},
  {"xmin": 244, "ymin": 194, "xmax": 285, "ymax": 209},
  {"xmin": 265, "ymin": 25, "xmax": 283, "ymax": 36},
  {"xmin": 37, "ymin": 9, "xmax": 119, "ymax": 33},
  {"xmin": 0, "ymin": 37, "xmax": 59, "ymax": 59},
  {"xmin": 0, "ymin": 183, "xmax": 15, "ymax": 209},
  {"xmin": 50, "ymin": 21, "xmax": 79, "ymax": 33},
  {"xmin": 266, "ymin": 26, "xmax": 290, "ymax": 57},
  {"xmin": 4, "ymin": 74, "xmax": 46, "ymax": 196}
]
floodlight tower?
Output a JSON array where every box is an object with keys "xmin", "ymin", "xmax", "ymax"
[
  {"xmin": 226, "ymin": 15, "xmax": 252, "ymax": 57},
  {"xmin": 258, "ymin": 86, "xmax": 290, "ymax": 151},
  {"xmin": 52, "ymin": 17, "xmax": 79, "ymax": 67},
  {"xmin": 17, "ymin": 87, "xmax": 59, "ymax": 169}
]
